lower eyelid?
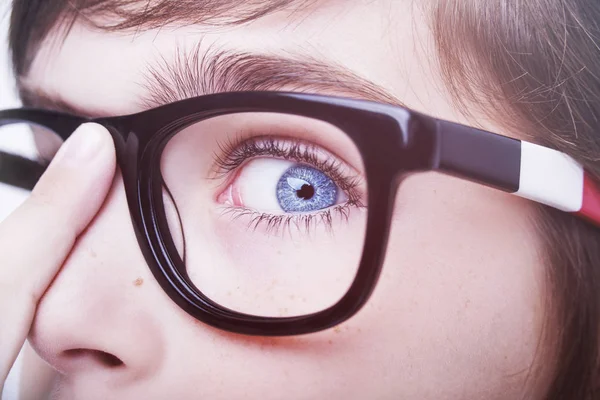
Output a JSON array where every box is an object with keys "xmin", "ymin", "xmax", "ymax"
[{"xmin": 217, "ymin": 202, "xmax": 362, "ymax": 237}]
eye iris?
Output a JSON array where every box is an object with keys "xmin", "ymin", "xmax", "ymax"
[{"xmin": 276, "ymin": 165, "xmax": 337, "ymax": 212}]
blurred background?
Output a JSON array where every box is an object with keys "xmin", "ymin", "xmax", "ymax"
[
  {"xmin": 1, "ymin": 0, "xmax": 28, "ymax": 398},
  {"xmin": 0, "ymin": 0, "xmax": 30, "ymax": 221}
]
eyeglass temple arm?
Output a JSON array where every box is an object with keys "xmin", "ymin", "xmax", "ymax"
[
  {"xmin": 434, "ymin": 119, "xmax": 600, "ymax": 226},
  {"xmin": 0, "ymin": 109, "xmax": 85, "ymax": 191},
  {"xmin": 0, "ymin": 151, "xmax": 46, "ymax": 190}
]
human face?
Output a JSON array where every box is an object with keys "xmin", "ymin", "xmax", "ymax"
[{"xmin": 23, "ymin": 1, "xmax": 551, "ymax": 399}]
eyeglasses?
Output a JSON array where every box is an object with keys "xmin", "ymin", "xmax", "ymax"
[{"xmin": 1, "ymin": 91, "xmax": 598, "ymax": 336}]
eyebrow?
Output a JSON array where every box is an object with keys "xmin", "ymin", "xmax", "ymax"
[{"xmin": 18, "ymin": 42, "xmax": 404, "ymax": 117}]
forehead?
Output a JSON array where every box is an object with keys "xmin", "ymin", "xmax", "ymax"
[{"xmin": 23, "ymin": 1, "xmax": 463, "ymax": 124}]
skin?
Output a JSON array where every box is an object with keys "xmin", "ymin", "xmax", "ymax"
[{"xmin": 1, "ymin": 1, "xmax": 554, "ymax": 399}]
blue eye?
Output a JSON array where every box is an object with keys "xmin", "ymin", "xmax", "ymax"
[{"xmin": 276, "ymin": 165, "xmax": 338, "ymax": 213}]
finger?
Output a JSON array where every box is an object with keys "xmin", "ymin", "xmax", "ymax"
[{"xmin": 0, "ymin": 123, "xmax": 116, "ymax": 384}]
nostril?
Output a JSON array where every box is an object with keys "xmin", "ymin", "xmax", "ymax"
[
  {"xmin": 63, "ymin": 349, "xmax": 124, "ymax": 368},
  {"xmin": 95, "ymin": 351, "xmax": 123, "ymax": 367}
]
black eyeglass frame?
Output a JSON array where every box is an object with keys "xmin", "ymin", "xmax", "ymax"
[{"xmin": 0, "ymin": 91, "xmax": 557, "ymax": 336}]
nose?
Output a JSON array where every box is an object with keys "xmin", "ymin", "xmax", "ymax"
[{"xmin": 29, "ymin": 174, "xmax": 166, "ymax": 385}]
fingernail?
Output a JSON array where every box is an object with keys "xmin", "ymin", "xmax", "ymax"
[{"xmin": 53, "ymin": 123, "xmax": 107, "ymax": 167}]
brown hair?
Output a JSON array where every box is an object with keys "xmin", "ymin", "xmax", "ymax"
[
  {"xmin": 431, "ymin": 2, "xmax": 600, "ymax": 398},
  {"xmin": 8, "ymin": 0, "xmax": 600, "ymax": 398}
]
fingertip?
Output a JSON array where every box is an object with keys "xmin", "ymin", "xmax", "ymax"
[
  {"xmin": 51, "ymin": 122, "xmax": 115, "ymax": 167},
  {"xmin": 27, "ymin": 122, "xmax": 117, "ymax": 233}
]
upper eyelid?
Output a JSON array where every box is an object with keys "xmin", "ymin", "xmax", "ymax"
[
  {"xmin": 214, "ymin": 136, "xmax": 361, "ymax": 174},
  {"xmin": 213, "ymin": 119, "xmax": 364, "ymax": 174},
  {"xmin": 212, "ymin": 136, "xmax": 365, "ymax": 195}
]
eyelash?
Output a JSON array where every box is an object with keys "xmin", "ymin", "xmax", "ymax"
[{"xmin": 213, "ymin": 136, "xmax": 365, "ymax": 234}]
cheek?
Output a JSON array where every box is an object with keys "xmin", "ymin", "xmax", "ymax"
[
  {"xmin": 359, "ymin": 172, "xmax": 550, "ymax": 397},
  {"xmin": 158, "ymin": 172, "xmax": 549, "ymax": 400}
]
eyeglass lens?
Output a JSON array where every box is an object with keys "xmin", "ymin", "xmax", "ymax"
[{"xmin": 159, "ymin": 112, "xmax": 369, "ymax": 318}]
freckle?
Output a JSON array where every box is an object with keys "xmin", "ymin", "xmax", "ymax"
[
  {"xmin": 328, "ymin": 340, "xmax": 333, "ymax": 345},
  {"xmin": 90, "ymin": 250, "xmax": 97, "ymax": 258},
  {"xmin": 133, "ymin": 278, "xmax": 144, "ymax": 287},
  {"xmin": 278, "ymin": 308, "xmax": 289, "ymax": 316},
  {"xmin": 289, "ymin": 294, "xmax": 295, "ymax": 300},
  {"xmin": 227, "ymin": 291, "xmax": 232, "ymax": 296}
]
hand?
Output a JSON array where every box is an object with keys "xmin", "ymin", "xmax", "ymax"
[{"xmin": 0, "ymin": 123, "xmax": 116, "ymax": 389}]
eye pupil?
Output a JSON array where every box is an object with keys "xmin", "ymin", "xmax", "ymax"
[{"xmin": 296, "ymin": 184, "xmax": 315, "ymax": 200}]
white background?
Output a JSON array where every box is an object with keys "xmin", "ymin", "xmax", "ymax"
[{"xmin": 1, "ymin": 0, "xmax": 30, "ymax": 398}]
